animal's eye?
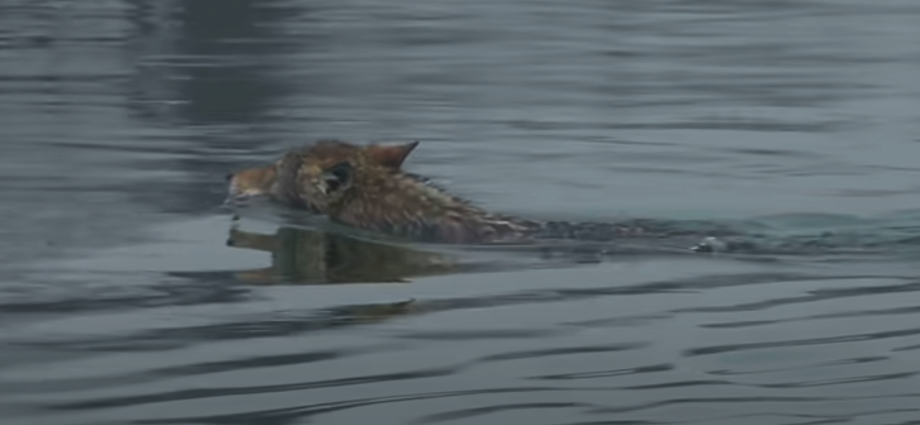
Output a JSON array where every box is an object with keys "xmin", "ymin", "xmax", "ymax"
[
  {"xmin": 225, "ymin": 173, "xmax": 233, "ymax": 182},
  {"xmin": 321, "ymin": 161, "xmax": 353, "ymax": 193}
]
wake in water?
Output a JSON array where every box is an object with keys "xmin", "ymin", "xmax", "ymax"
[
  {"xmin": 224, "ymin": 204, "xmax": 920, "ymax": 287},
  {"xmin": 687, "ymin": 211, "xmax": 920, "ymax": 257},
  {"xmin": 225, "ymin": 186, "xmax": 920, "ymax": 260}
]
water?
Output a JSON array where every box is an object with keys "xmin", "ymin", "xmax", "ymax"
[{"xmin": 2, "ymin": 0, "xmax": 920, "ymax": 424}]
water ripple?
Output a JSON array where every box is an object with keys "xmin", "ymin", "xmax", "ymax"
[
  {"xmin": 684, "ymin": 327, "xmax": 920, "ymax": 357},
  {"xmin": 128, "ymin": 387, "xmax": 568, "ymax": 425},
  {"xmin": 4, "ymin": 0, "xmax": 920, "ymax": 424},
  {"xmin": 411, "ymin": 402, "xmax": 602, "ymax": 425},
  {"xmin": 475, "ymin": 343, "xmax": 649, "ymax": 363},
  {"xmin": 673, "ymin": 279, "xmax": 920, "ymax": 314},
  {"xmin": 50, "ymin": 366, "xmax": 463, "ymax": 412},
  {"xmin": 530, "ymin": 363, "xmax": 675, "ymax": 381}
]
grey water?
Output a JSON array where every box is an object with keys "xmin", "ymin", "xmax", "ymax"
[{"xmin": 2, "ymin": 0, "xmax": 920, "ymax": 424}]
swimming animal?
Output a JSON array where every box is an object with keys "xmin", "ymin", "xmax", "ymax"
[{"xmin": 225, "ymin": 139, "xmax": 740, "ymax": 251}]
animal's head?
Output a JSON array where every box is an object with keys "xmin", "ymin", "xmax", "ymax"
[
  {"xmin": 224, "ymin": 139, "xmax": 419, "ymax": 212},
  {"xmin": 225, "ymin": 162, "xmax": 279, "ymax": 205},
  {"xmin": 297, "ymin": 139, "xmax": 420, "ymax": 211}
]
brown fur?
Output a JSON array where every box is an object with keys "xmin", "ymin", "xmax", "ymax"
[
  {"xmin": 227, "ymin": 140, "xmax": 541, "ymax": 244},
  {"xmin": 226, "ymin": 163, "xmax": 278, "ymax": 200}
]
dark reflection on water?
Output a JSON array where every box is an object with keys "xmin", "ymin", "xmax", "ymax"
[
  {"xmin": 3, "ymin": 0, "xmax": 920, "ymax": 424},
  {"xmin": 222, "ymin": 224, "xmax": 470, "ymax": 284}
]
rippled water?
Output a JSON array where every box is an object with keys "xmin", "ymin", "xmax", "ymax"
[{"xmin": 3, "ymin": 0, "xmax": 920, "ymax": 424}]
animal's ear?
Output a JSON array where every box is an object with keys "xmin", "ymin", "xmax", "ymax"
[
  {"xmin": 367, "ymin": 141, "xmax": 420, "ymax": 168},
  {"xmin": 321, "ymin": 161, "xmax": 354, "ymax": 194}
]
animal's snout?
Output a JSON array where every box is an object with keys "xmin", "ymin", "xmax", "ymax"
[{"xmin": 223, "ymin": 179, "xmax": 250, "ymax": 207}]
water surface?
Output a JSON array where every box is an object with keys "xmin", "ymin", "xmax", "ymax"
[{"xmin": 2, "ymin": 0, "xmax": 920, "ymax": 424}]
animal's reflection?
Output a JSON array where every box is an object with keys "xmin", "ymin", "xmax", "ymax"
[{"xmin": 226, "ymin": 224, "xmax": 467, "ymax": 285}]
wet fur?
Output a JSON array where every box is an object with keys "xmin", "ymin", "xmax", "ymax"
[
  {"xmin": 226, "ymin": 139, "xmax": 742, "ymax": 249},
  {"xmin": 228, "ymin": 140, "xmax": 545, "ymax": 244}
]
